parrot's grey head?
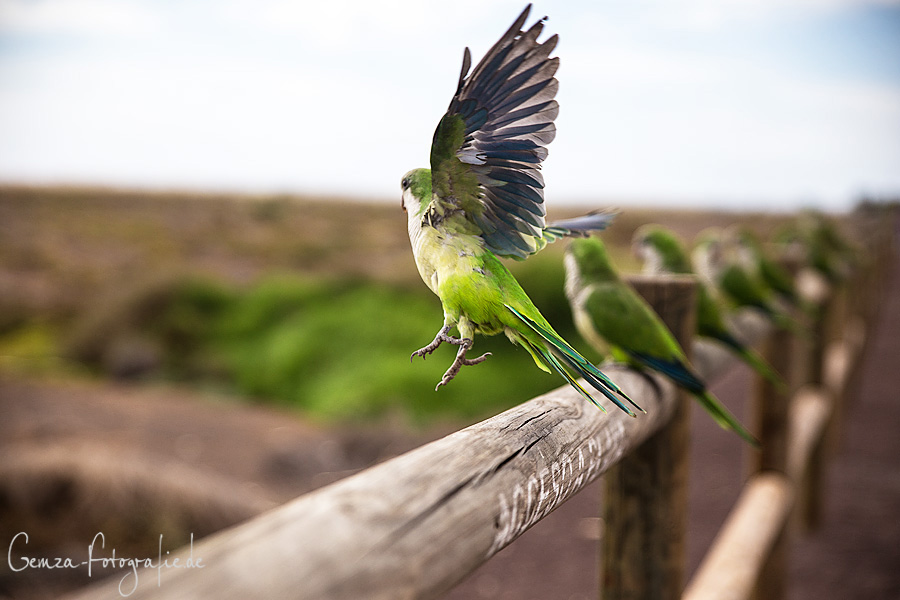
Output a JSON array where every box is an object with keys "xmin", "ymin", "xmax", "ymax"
[
  {"xmin": 564, "ymin": 237, "xmax": 619, "ymax": 296},
  {"xmin": 632, "ymin": 224, "xmax": 667, "ymax": 273},
  {"xmin": 631, "ymin": 225, "xmax": 658, "ymax": 267},
  {"xmin": 400, "ymin": 168, "xmax": 432, "ymax": 217},
  {"xmin": 692, "ymin": 228, "xmax": 725, "ymax": 280},
  {"xmin": 729, "ymin": 226, "xmax": 761, "ymax": 270},
  {"xmin": 735, "ymin": 227, "xmax": 761, "ymax": 251},
  {"xmin": 632, "ymin": 225, "xmax": 691, "ymax": 275},
  {"xmin": 773, "ymin": 225, "xmax": 808, "ymax": 263}
]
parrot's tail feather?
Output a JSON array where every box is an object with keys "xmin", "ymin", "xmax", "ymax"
[
  {"xmin": 780, "ymin": 289, "xmax": 803, "ymax": 309},
  {"xmin": 629, "ymin": 351, "xmax": 705, "ymax": 395},
  {"xmin": 504, "ymin": 304, "xmax": 621, "ymax": 392},
  {"xmin": 714, "ymin": 332, "xmax": 787, "ymax": 392},
  {"xmin": 773, "ymin": 310, "xmax": 807, "ymax": 338},
  {"xmin": 505, "ymin": 304, "xmax": 643, "ymax": 416},
  {"xmin": 518, "ymin": 337, "xmax": 553, "ymax": 374},
  {"xmin": 628, "ymin": 351, "xmax": 758, "ymax": 447},
  {"xmin": 697, "ymin": 390, "xmax": 759, "ymax": 447},
  {"xmin": 538, "ymin": 347, "xmax": 607, "ymax": 413},
  {"xmin": 798, "ymin": 298, "xmax": 817, "ymax": 319},
  {"xmin": 552, "ymin": 349, "xmax": 638, "ymax": 417},
  {"xmin": 543, "ymin": 211, "xmax": 617, "ymax": 243},
  {"xmin": 757, "ymin": 303, "xmax": 806, "ymax": 338},
  {"xmin": 753, "ymin": 302, "xmax": 776, "ymax": 318}
]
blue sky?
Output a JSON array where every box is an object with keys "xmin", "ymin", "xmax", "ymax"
[{"xmin": 1, "ymin": 0, "xmax": 899, "ymax": 210}]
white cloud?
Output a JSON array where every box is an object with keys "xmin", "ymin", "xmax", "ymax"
[
  {"xmin": 0, "ymin": 0, "xmax": 162, "ymax": 37},
  {"xmin": 0, "ymin": 0, "xmax": 898, "ymax": 208}
]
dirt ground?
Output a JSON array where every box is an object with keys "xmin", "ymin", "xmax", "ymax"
[{"xmin": 1, "ymin": 254, "xmax": 898, "ymax": 599}]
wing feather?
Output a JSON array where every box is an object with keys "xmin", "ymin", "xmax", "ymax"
[
  {"xmin": 429, "ymin": 5, "xmax": 558, "ymax": 258},
  {"xmin": 486, "ymin": 99, "xmax": 558, "ymax": 131},
  {"xmin": 427, "ymin": 5, "xmax": 612, "ymax": 258},
  {"xmin": 481, "ymin": 189, "xmax": 543, "ymax": 227}
]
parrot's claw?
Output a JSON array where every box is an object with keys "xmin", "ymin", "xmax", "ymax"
[
  {"xmin": 411, "ymin": 326, "xmax": 465, "ymax": 361},
  {"xmin": 410, "ymin": 328, "xmax": 490, "ymax": 388},
  {"xmin": 435, "ymin": 339, "xmax": 491, "ymax": 390}
]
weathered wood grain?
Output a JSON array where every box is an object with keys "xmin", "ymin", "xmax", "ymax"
[
  {"xmin": 753, "ymin": 327, "xmax": 793, "ymax": 475},
  {"xmin": 68, "ymin": 368, "xmax": 679, "ymax": 600},
  {"xmin": 601, "ymin": 275, "xmax": 696, "ymax": 600},
  {"xmin": 750, "ymin": 317, "xmax": 794, "ymax": 600}
]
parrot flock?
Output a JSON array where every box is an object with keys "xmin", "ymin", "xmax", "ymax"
[{"xmin": 400, "ymin": 5, "xmax": 857, "ymax": 445}]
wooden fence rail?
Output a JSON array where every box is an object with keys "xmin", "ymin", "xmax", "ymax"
[
  {"xmin": 685, "ymin": 219, "xmax": 894, "ymax": 600},
  {"xmin": 68, "ymin": 218, "xmax": 894, "ymax": 600},
  {"xmin": 682, "ymin": 472, "xmax": 795, "ymax": 600}
]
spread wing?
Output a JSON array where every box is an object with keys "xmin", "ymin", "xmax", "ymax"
[{"xmin": 429, "ymin": 4, "xmax": 559, "ymax": 259}]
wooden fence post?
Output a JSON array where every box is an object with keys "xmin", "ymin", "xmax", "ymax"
[
  {"xmin": 797, "ymin": 278, "xmax": 835, "ymax": 532},
  {"xmin": 750, "ymin": 318, "xmax": 793, "ymax": 600},
  {"xmin": 805, "ymin": 290, "xmax": 830, "ymax": 389},
  {"xmin": 824, "ymin": 283, "xmax": 850, "ymax": 451},
  {"xmin": 601, "ymin": 275, "xmax": 696, "ymax": 600}
]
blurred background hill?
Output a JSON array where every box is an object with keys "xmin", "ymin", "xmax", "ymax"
[{"xmin": 0, "ymin": 185, "xmax": 803, "ymax": 424}]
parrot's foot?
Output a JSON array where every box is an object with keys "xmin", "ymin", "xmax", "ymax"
[
  {"xmin": 435, "ymin": 340, "xmax": 491, "ymax": 390},
  {"xmin": 411, "ymin": 326, "xmax": 462, "ymax": 361}
]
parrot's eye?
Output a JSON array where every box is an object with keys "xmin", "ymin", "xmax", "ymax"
[{"xmin": 401, "ymin": 177, "xmax": 411, "ymax": 190}]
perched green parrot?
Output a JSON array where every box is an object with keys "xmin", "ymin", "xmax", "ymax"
[
  {"xmin": 804, "ymin": 211, "xmax": 858, "ymax": 264},
  {"xmin": 401, "ymin": 6, "xmax": 639, "ymax": 416},
  {"xmin": 775, "ymin": 213, "xmax": 856, "ymax": 284},
  {"xmin": 632, "ymin": 225, "xmax": 785, "ymax": 389},
  {"xmin": 732, "ymin": 227, "xmax": 805, "ymax": 312},
  {"xmin": 564, "ymin": 237, "xmax": 757, "ymax": 445},
  {"xmin": 693, "ymin": 228, "xmax": 799, "ymax": 333}
]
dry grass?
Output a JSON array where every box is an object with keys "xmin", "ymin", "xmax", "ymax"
[
  {"xmin": 0, "ymin": 185, "xmax": 414, "ymax": 323},
  {"xmin": 0, "ymin": 184, "xmax": 799, "ymax": 324},
  {"xmin": 0, "ymin": 184, "xmax": 827, "ymax": 422}
]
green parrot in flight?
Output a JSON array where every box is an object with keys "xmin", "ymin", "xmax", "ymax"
[
  {"xmin": 400, "ymin": 5, "xmax": 639, "ymax": 416},
  {"xmin": 632, "ymin": 225, "xmax": 785, "ymax": 390},
  {"xmin": 565, "ymin": 237, "xmax": 758, "ymax": 445}
]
